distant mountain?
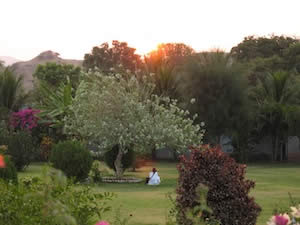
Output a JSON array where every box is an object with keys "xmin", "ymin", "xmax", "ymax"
[
  {"xmin": 11, "ymin": 51, "xmax": 82, "ymax": 91},
  {"xmin": 0, "ymin": 56, "xmax": 21, "ymax": 66}
]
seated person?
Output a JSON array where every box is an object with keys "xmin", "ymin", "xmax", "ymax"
[{"xmin": 148, "ymin": 168, "xmax": 160, "ymax": 185}]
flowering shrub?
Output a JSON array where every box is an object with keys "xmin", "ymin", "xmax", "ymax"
[
  {"xmin": 176, "ymin": 145, "xmax": 261, "ymax": 225},
  {"xmin": 65, "ymin": 72, "xmax": 205, "ymax": 178},
  {"xmin": 267, "ymin": 205, "xmax": 300, "ymax": 225},
  {"xmin": 10, "ymin": 108, "xmax": 40, "ymax": 132}
]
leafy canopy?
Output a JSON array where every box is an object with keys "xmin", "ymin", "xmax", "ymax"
[
  {"xmin": 64, "ymin": 71, "xmax": 204, "ymax": 153},
  {"xmin": 178, "ymin": 51, "xmax": 249, "ymax": 142},
  {"xmin": 33, "ymin": 62, "xmax": 82, "ymax": 88}
]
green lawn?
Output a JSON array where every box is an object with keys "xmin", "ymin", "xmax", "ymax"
[{"xmin": 19, "ymin": 162, "xmax": 300, "ymax": 225}]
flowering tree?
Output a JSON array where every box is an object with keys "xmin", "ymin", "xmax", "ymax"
[
  {"xmin": 65, "ymin": 72, "xmax": 204, "ymax": 178},
  {"xmin": 10, "ymin": 108, "xmax": 40, "ymax": 132}
]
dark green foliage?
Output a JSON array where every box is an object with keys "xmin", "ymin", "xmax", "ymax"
[
  {"xmin": 83, "ymin": 40, "xmax": 142, "ymax": 73},
  {"xmin": 0, "ymin": 121, "xmax": 9, "ymax": 146},
  {"xmin": 0, "ymin": 170, "xmax": 114, "ymax": 225},
  {"xmin": 250, "ymin": 71, "xmax": 300, "ymax": 161},
  {"xmin": 50, "ymin": 140, "xmax": 93, "ymax": 181},
  {"xmin": 0, "ymin": 67, "xmax": 27, "ymax": 116},
  {"xmin": 104, "ymin": 145, "xmax": 135, "ymax": 172},
  {"xmin": 0, "ymin": 156, "xmax": 18, "ymax": 183},
  {"xmin": 176, "ymin": 146, "xmax": 261, "ymax": 225},
  {"xmin": 33, "ymin": 62, "xmax": 81, "ymax": 88},
  {"xmin": 230, "ymin": 35, "xmax": 298, "ymax": 62},
  {"xmin": 90, "ymin": 160, "xmax": 102, "ymax": 183},
  {"xmin": 230, "ymin": 35, "xmax": 300, "ymax": 77},
  {"xmin": 7, "ymin": 131, "xmax": 36, "ymax": 171},
  {"xmin": 144, "ymin": 43, "xmax": 194, "ymax": 98},
  {"xmin": 179, "ymin": 51, "xmax": 249, "ymax": 143}
]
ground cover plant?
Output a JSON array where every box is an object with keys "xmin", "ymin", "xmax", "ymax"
[{"xmin": 18, "ymin": 161, "xmax": 300, "ymax": 225}]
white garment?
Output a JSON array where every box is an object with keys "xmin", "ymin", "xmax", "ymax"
[{"xmin": 148, "ymin": 172, "xmax": 160, "ymax": 185}]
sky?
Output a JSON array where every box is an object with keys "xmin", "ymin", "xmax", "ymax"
[{"xmin": 1, "ymin": 0, "xmax": 300, "ymax": 61}]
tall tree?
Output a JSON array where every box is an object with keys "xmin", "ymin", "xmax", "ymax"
[
  {"xmin": 231, "ymin": 35, "xmax": 298, "ymax": 63},
  {"xmin": 231, "ymin": 35, "xmax": 300, "ymax": 84},
  {"xmin": 64, "ymin": 72, "xmax": 204, "ymax": 178},
  {"xmin": 144, "ymin": 43, "xmax": 194, "ymax": 98},
  {"xmin": 179, "ymin": 51, "xmax": 249, "ymax": 144},
  {"xmin": 83, "ymin": 40, "xmax": 142, "ymax": 73},
  {"xmin": 250, "ymin": 71, "xmax": 300, "ymax": 161},
  {"xmin": 0, "ymin": 67, "xmax": 27, "ymax": 119}
]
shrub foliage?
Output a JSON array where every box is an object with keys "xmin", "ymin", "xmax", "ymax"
[
  {"xmin": 0, "ymin": 156, "xmax": 18, "ymax": 183},
  {"xmin": 104, "ymin": 145, "xmax": 135, "ymax": 172},
  {"xmin": 176, "ymin": 146, "xmax": 261, "ymax": 225},
  {"xmin": 0, "ymin": 169, "xmax": 114, "ymax": 225},
  {"xmin": 50, "ymin": 140, "xmax": 93, "ymax": 181},
  {"xmin": 7, "ymin": 131, "xmax": 36, "ymax": 171}
]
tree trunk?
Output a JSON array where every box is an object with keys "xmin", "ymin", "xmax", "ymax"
[
  {"xmin": 274, "ymin": 136, "xmax": 280, "ymax": 161},
  {"xmin": 114, "ymin": 146, "xmax": 124, "ymax": 179}
]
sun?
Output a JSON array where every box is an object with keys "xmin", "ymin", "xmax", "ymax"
[{"xmin": 133, "ymin": 41, "xmax": 159, "ymax": 56}]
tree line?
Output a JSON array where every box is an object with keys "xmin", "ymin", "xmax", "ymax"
[{"xmin": 1, "ymin": 35, "xmax": 300, "ymax": 162}]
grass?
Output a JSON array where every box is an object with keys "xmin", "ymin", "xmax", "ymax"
[{"xmin": 19, "ymin": 162, "xmax": 300, "ymax": 225}]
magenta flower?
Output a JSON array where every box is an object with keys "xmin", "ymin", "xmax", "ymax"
[
  {"xmin": 267, "ymin": 214, "xmax": 291, "ymax": 225},
  {"xmin": 95, "ymin": 221, "xmax": 110, "ymax": 225},
  {"xmin": 275, "ymin": 215, "xmax": 290, "ymax": 225},
  {"xmin": 10, "ymin": 108, "xmax": 40, "ymax": 132}
]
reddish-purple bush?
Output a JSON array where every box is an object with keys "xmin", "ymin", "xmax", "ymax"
[
  {"xmin": 176, "ymin": 145, "xmax": 261, "ymax": 225},
  {"xmin": 10, "ymin": 108, "xmax": 40, "ymax": 132}
]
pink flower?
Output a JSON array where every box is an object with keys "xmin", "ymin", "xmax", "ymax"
[
  {"xmin": 10, "ymin": 108, "xmax": 40, "ymax": 132},
  {"xmin": 267, "ymin": 214, "xmax": 291, "ymax": 225},
  {"xmin": 95, "ymin": 221, "xmax": 110, "ymax": 225},
  {"xmin": 275, "ymin": 215, "xmax": 290, "ymax": 225}
]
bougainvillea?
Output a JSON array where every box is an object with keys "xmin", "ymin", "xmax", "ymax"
[
  {"xmin": 176, "ymin": 145, "xmax": 261, "ymax": 225},
  {"xmin": 10, "ymin": 108, "xmax": 40, "ymax": 132}
]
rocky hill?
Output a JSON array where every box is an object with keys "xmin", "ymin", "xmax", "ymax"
[{"xmin": 11, "ymin": 51, "xmax": 82, "ymax": 91}]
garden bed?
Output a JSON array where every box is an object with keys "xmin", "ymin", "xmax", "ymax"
[{"xmin": 101, "ymin": 176, "xmax": 143, "ymax": 183}]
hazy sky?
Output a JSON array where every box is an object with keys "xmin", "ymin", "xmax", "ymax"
[{"xmin": 1, "ymin": 0, "xmax": 300, "ymax": 60}]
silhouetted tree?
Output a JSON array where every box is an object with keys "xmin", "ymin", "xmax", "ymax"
[
  {"xmin": 83, "ymin": 40, "xmax": 142, "ymax": 73},
  {"xmin": 144, "ymin": 43, "xmax": 194, "ymax": 98}
]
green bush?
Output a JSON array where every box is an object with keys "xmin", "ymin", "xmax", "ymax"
[
  {"xmin": 104, "ymin": 145, "xmax": 135, "ymax": 172},
  {"xmin": 0, "ymin": 121, "xmax": 9, "ymax": 146},
  {"xmin": 50, "ymin": 140, "xmax": 93, "ymax": 181},
  {"xmin": 7, "ymin": 131, "xmax": 36, "ymax": 171},
  {"xmin": 0, "ymin": 169, "xmax": 114, "ymax": 225},
  {"xmin": 0, "ymin": 156, "xmax": 18, "ymax": 184},
  {"xmin": 90, "ymin": 160, "xmax": 102, "ymax": 183}
]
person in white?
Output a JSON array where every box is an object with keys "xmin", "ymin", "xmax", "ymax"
[{"xmin": 148, "ymin": 168, "xmax": 160, "ymax": 185}]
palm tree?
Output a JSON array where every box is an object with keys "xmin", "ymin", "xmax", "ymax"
[
  {"xmin": 0, "ymin": 67, "xmax": 27, "ymax": 120},
  {"xmin": 178, "ymin": 51, "xmax": 249, "ymax": 144},
  {"xmin": 251, "ymin": 71, "xmax": 300, "ymax": 161}
]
